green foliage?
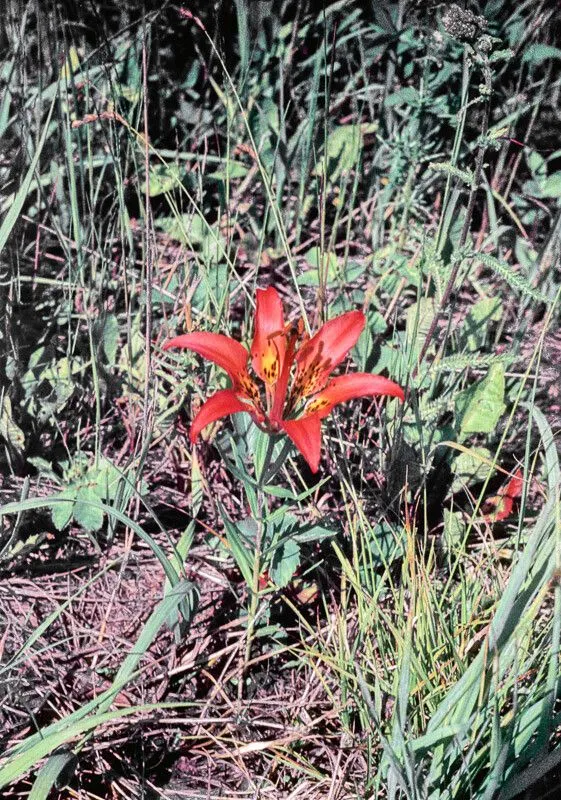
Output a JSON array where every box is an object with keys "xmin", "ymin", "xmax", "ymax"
[
  {"xmin": 312, "ymin": 123, "xmax": 363, "ymax": 183},
  {"xmin": 450, "ymin": 446, "xmax": 492, "ymax": 493},
  {"xmin": 462, "ymin": 296, "xmax": 503, "ymax": 351},
  {"xmin": 270, "ymin": 536, "xmax": 300, "ymax": 588},
  {"xmin": 474, "ymin": 252, "xmax": 547, "ymax": 303},
  {"xmin": 0, "ymin": 395, "xmax": 25, "ymax": 455},
  {"xmin": 522, "ymin": 43, "xmax": 561, "ymax": 64},
  {"xmin": 297, "ymin": 247, "xmax": 364, "ymax": 286},
  {"xmin": 50, "ymin": 455, "xmax": 143, "ymax": 534},
  {"xmin": 454, "ymin": 363, "xmax": 506, "ymax": 439},
  {"xmin": 1, "ymin": 0, "xmax": 560, "ymax": 796}
]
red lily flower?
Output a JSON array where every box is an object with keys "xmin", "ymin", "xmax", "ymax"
[
  {"xmin": 163, "ymin": 287, "xmax": 404, "ymax": 473},
  {"xmin": 483, "ymin": 468, "xmax": 524, "ymax": 523}
]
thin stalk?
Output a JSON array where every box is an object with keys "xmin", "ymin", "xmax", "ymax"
[
  {"xmin": 434, "ymin": 49, "xmax": 471, "ymax": 256},
  {"xmin": 241, "ymin": 510, "xmax": 265, "ymax": 700},
  {"xmin": 140, "ymin": 20, "xmax": 154, "ymax": 453},
  {"xmin": 239, "ymin": 436, "xmax": 276, "ymax": 699},
  {"xmin": 414, "ymin": 58, "xmax": 492, "ymax": 377}
]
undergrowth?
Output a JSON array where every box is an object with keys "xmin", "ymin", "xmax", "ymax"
[{"xmin": 1, "ymin": 1, "xmax": 560, "ymax": 798}]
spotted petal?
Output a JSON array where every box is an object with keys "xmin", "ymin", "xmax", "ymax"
[
  {"xmin": 163, "ymin": 332, "xmax": 248, "ymax": 384},
  {"xmin": 250, "ymin": 287, "xmax": 286, "ymax": 385},
  {"xmin": 293, "ymin": 311, "xmax": 365, "ymax": 399},
  {"xmin": 303, "ymin": 373, "xmax": 405, "ymax": 419}
]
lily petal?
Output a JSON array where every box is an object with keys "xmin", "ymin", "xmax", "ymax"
[
  {"xmin": 293, "ymin": 310, "xmax": 365, "ymax": 398},
  {"xmin": 281, "ymin": 415, "xmax": 323, "ymax": 473},
  {"xmin": 303, "ymin": 373, "xmax": 405, "ymax": 419},
  {"xmin": 250, "ymin": 287, "xmax": 286, "ymax": 385},
  {"xmin": 163, "ymin": 332, "xmax": 248, "ymax": 384},
  {"xmin": 190, "ymin": 388, "xmax": 249, "ymax": 442}
]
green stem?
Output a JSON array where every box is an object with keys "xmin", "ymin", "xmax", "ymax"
[
  {"xmin": 414, "ymin": 51, "xmax": 492, "ymax": 377},
  {"xmin": 239, "ymin": 435, "xmax": 277, "ymax": 699},
  {"xmin": 240, "ymin": 510, "xmax": 264, "ymax": 699}
]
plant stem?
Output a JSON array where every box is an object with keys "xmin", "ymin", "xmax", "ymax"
[
  {"xmin": 414, "ymin": 55, "xmax": 492, "ymax": 378},
  {"xmin": 240, "ymin": 509, "xmax": 264, "ymax": 700},
  {"xmin": 239, "ymin": 436, "xmax": 276, "ymax": 700}
]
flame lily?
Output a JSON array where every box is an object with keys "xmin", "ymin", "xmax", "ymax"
[
  {"xmin": 163, "ymin": 287, "xmax": 404, "ymax": 473},
  {"xmin": 483, "ymin": 468, "xmax": 524, "ymax": 523}
]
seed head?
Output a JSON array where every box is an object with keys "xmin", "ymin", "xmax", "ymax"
[{"xmin": 442, "ymin": 4, "xmax": 488, "ymax": 43}]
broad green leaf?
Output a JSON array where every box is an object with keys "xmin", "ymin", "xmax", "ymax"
[
  {"xmin": 102, "ymin": 314, "xmax": 119, "ymax": 365},
  {"xmin": 28, "ymin": 752, "xmax": 75, "ymax": 800},
  {"xmin": 51, "ymin": 489, "xmax": 76, "ymax": 531},
  {"xmin": 442, "ymin": 508, "xmax": 466, "ymax": 555},
  {"xmin": 118, "ymin": 43, "xmax": 141, "ymax": 106},
  {"xmin": 73, "ymin": 486, "xmax": 104, "ymax": 532},
  {"xmin": 455, "ymin": 363, "xmax": 506, "ymax": 439},
  {"xmin": 270, "ymin": 538, "xmax": 300, "ymax": 588},
  {"xmin": 527, "ymin": 150, "xmax": 547, "ymax": 181},
  {"xmin": 384, "ymin": 86, "xmax": 420, "ymax": 108},
  {"xmin": 538, "ymin": 173, "xmax": 561, "ymax": 198},
  {"xmin": 297, "ymin": 248, "xmax": 364, "ymax": 287},
  {"xmin": 146, "ymin": 163, "xmax": 183, "ymax": 196},
  {"xmin": 370, "ymin": 522, "xmax": 405, "ymax": 567},
  {"xmin": 463, "ymin": 297, "xmax": 502, "ymax": 351},
  {"xmin": 157, "ymin": 213, "xmax": 226, "ymax": 264},
  {"xmin": 293, "ymin": 520, "xmax": 338, "ymax": 543},
  {"xmin": 27, "ymin": 457, "xmax": 59, "ymax": 483},
  {"xmin": 354, "ymin": 309, "xmax": 387, "ymax": 369},
  {"xmin": 406, "ymin": 297, "xmax": 437, "ymax": 358},
  {"xmin": 522, "ymin": 44, "xmax": 561, "ymax": 65},
  {"xmin": 313, "ymin": 124, "xmax": 361, "ymax": 183},
  {"xmin": 248, "ymin": 96, "xmax": 279, "ymax": 172},
  {"xmin": 207, "ymin": 159, "xmax": 249, "ymax": 181},
  {"xmin": 152, "ymin": 272, "xmax": 180, "ymax": 306},
  {"xmin": 378, "ymin": 251, "xmax": 420, "ymax": 293},
  {"xmin": 299, "ymin": 247, "xmax": 338, "ymax": 285},
  {"xmin": 451, "ymin": 446, "xmax": 493, "ymax": 493},
  {"xmin": 264, "ymin": 512, "xmax": 337, "ymax": 551},
  {"xmin": 252, "ymin": 428, "xmax": 274, "ymax": 484},
  {"xmin": 59, "ymin": 45, "xmax": 81, "ymax": 80},
  {"xmin": 262, "ymin": 476, "xmax": 329, "ymax": 502},
  {"xmin": 49, "ymin": 358, "xmax": 74, "ymax": 409},
  {"xmin": 192, "ymin": 263, "xmax": 230, "ymax": 306},
  {"xmin": 93, "ymin": 456, "xmax": 137, "ymax": 503}
]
